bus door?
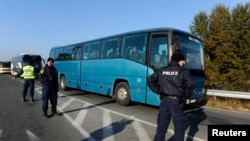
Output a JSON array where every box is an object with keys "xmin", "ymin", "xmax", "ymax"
[
  {"xmin": 72, "ymin": 46, "xmax": 82, "ymax": 89},
  {"xmin": 146, "ymin": 33, "xmax": 170, "ymax": 106}
]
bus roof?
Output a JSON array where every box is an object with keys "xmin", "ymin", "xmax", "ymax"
[
  {"xmin": 13, "ymin": 53, "xmax": 41, "ymax": 57},
  {"xmin": 51, "ymin": 27, "xmax": 200, "ymax": 49},
  {"xmin": 0, "ymin": 61, "xmax": 11, "ymax": 63}
]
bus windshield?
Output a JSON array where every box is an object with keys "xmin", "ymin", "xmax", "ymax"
[
  {"xmin": 173, "ymin": 32, "xmax": 204, "ymax": 70},
  {"xmin": 0, "ymin": 61, "xmax": 11, "ymax": 68},
  {"xmin": 23, "ymin": 55, "xmax": 42, "ymax": 71}
]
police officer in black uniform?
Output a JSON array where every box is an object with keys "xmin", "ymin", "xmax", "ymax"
[
  {"xmin": 147, "ymin": 52, "xmax": 195, "ymax": 141},
  {"xmin": 38, "ymin": 58, "xmax": 59, "ymax": 117}
]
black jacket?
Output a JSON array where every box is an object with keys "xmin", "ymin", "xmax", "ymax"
[
  {"xmin": 38, "ymin": 65, "xmax": 59, "ymax": 89},
  {"xmin": 147, "ymin": 61, "xmax": 195, "ymax": 98}
]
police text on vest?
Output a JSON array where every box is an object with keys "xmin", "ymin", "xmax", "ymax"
[{"xmin": 162, "ymin": 71, "xmax": 178, "ymax": 75}]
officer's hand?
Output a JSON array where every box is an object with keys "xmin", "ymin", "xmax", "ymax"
[{"xmin": 39, "ymin": 68, "xmax": 45, "ymax": 75}]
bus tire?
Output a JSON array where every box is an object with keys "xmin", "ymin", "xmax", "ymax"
[
  {"xmin": 60, "ymin": 76, "xmax": 67, "ymax": 91},
  {"xmin": 114, "ymin": 82, "xmax": 131, "ymax": 106}
]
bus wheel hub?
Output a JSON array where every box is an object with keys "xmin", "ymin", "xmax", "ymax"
[{"xmin": 117, "ymin": 88, "xmax": 127, "ymax": 100}]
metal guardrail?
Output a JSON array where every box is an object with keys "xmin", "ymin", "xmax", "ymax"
[{"xmin": 206, "ymin": 89, "xmax": 250, "ymax": 100}]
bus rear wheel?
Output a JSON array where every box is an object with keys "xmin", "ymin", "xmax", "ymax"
[
  {"xmin": 60, "ymin": 76, "xmax": 67, "ymax": 91},
  {"xmin": 114, "ymin": 82, "xmax": 131, "ymax": 106}
]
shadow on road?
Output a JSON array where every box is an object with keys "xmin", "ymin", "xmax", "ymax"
[
  {"xmin": 167, "ymin": 106, "xmax": 207, "ymax": 141},
  {"xmin": 81, "ymin": 119, "xmax": 134, "ymax": 141},
  {"xmin": 185, "ymin": 108, "xmax": 207, "ymax": 141}
]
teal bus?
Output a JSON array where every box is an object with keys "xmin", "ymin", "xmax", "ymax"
[{"xmin": 49, "ymin": 28, "xmax": 207, "ymax": 106}]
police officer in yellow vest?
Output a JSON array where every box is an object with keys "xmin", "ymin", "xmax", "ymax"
[
  {"xmin": 22, "ymin": 61, "xmax": 36, "ymax": 102},
  {"xmin": 13, "ymin": 61, "xmax": 36, "ymax": 102}
]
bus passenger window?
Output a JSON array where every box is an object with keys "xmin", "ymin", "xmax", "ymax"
[
  {"xmin": 107, "ymin": 48, "xmax": 115, "ymax": 58},
  {"xmin": 115, "ymin": 47, "xmax": 119, "ymax": 57},
  {"xmin": 129, "ymin": 46, "xmax": 142, "ymax": 62},
  {"xmin": 58, "ymin": 54, "xmax": 63, "ymax": 61},
  {"xmin": 160, "ymin": 50, "xmax": 168, "ymax": 66},
  {"xmin": 89, "ymin": 50, "xmax": 98, "ymax": 59},
  {"xmin": 82, "ymin": 44, "xmax": 90, "ymax": 59},
  {"xmin": 75, "ymin": 48, "xmax": 82, "ymax": 60}
]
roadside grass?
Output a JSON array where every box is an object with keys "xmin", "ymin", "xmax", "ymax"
[{"xmin": 206, "ymin": 96, "xmax": 250, "ymax": 112}]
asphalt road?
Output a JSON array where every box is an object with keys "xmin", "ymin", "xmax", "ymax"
[{"xmin": 0, "ymin": 73, "xmax": 250, "ymax": 141}]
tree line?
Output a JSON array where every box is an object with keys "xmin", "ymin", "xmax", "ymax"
[{"xmin": 189, "ymin": 2, "xmax": 250, "ymax": 92}]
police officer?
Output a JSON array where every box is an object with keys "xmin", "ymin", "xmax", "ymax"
[
  {"xmin": 147, "ymin": 52, "xmax": 195, "ymax": 141},
  {"xmin": 38, "ymin": 58, "xmax": 59, "ymax": 117},
  {"xmin": 13, "ymin": 61, "xmax": 36, "ymax": 102}
]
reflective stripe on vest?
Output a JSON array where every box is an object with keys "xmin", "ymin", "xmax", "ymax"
[{"xmin": 23, "ymin": 65, "xmax": 35, "ymax": 79}]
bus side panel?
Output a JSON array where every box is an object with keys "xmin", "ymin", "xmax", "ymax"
[
  {"xmin": 80, "ymin": 59, "xmax": 148, "ymax": 103},
  {"xmin": 55, "ymin": 61, "xmax": 76, "ymax": 89},
  {"xmin": 81, "ymin": 60, "xmax": 93, "ymax": 92},
  {"xmin": 73, "ymin": 61, "xmax": 81, "ymax": 89}
]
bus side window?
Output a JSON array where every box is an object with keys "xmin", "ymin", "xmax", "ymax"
[
  {"xmin": 88, "ymin": 42, "xmax": 100, "ymax": 59},
  {"xmin": 75, "ymin": 47, "xmax": 82, "ymax": 60},
  {"xmin": 55, "ymin": 48, "xmax": 63, "ymax": 61},
  {"xmin": 106, "ymin": 47, "xmax": 115, "ymax": 58},
  {"xmin": 101, "ymin": 38, "xmax": 120, "ymax": 59},
  {"xmin": 121, "ymin": 46, "xmax": 131, "ymax": 58},
  {"xmin": 64, "ymin": 46, "xmax": 73, "ymax": 60},
  {"xmin": 57, "ymin": 53, "xmax": 63, "ymax": 61},
  {"xmin": 150, "ymin": 34, "xmax": 169, "ymax": 70},
  {"xmin": 82, "ymin": 44, "xmax": 90, "ymax": 60},
  {"xmin": 101, "ymin": 41, "xmax": 107, "ymax": 59},
  {"xmin": 129, "ymin": 46, "xmax": 142, "ymax": 62},
  {"xmin": 89, "ymin": 50, "xmax": 97, "ymax": 59},
  {"xmin": 122, "ymin": 33, "xmax": 147, "ymax": 64},
  {"xmin": 160, "ymin": 50, "xmax": 168, "ymax": 66}
]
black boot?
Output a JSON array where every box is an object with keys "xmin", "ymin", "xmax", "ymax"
[{"xmin": 52, "ymin": 110, "xmax": 60, "ymax": 116}]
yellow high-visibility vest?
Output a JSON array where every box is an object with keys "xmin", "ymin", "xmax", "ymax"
[{"xmin": 23, "ymin": 65, "xmax": 35, "ymax": 79}]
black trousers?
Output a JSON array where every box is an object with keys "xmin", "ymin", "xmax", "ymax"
[
  {"xmin": 41, "ymin": 85, "xmax": 58, "ymax": 112},
  {"xmin": 22, "ymin": 79, "xmax": 35, "ymax": 98}
]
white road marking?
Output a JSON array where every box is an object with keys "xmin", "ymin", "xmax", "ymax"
[
  {"xmin": 26, "ymin": 130, "xmax": 42, "ymax": 141},
  {"xmin": 57, "ymin": 107, "xmax": 96, "ymax": 141},
  {"xmin": 35, "ymin": 87, "xmax": 206, "ymax": 141},
  {"xmin": 59, "ymin": 98, "xmax": 74, "ymax": 110},
  {"xmin": 132, "ymin": 121, "xmax": 151, "ymax": 141},
  {"xmin": 102, "ymin": 110, "xmax": 114, "ymax": 141},
  {"xmin": 72, "ymin": 104, "xmax": 88, "ymax": 127}
]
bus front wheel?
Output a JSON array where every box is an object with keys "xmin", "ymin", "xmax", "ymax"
[
  {"xmin": 60, "ymin": 76, "xmax": 67, "ymax": 91},
  {"xmin": 114, "ymin": 82, "xmax": 131, "ymax": 106}
]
